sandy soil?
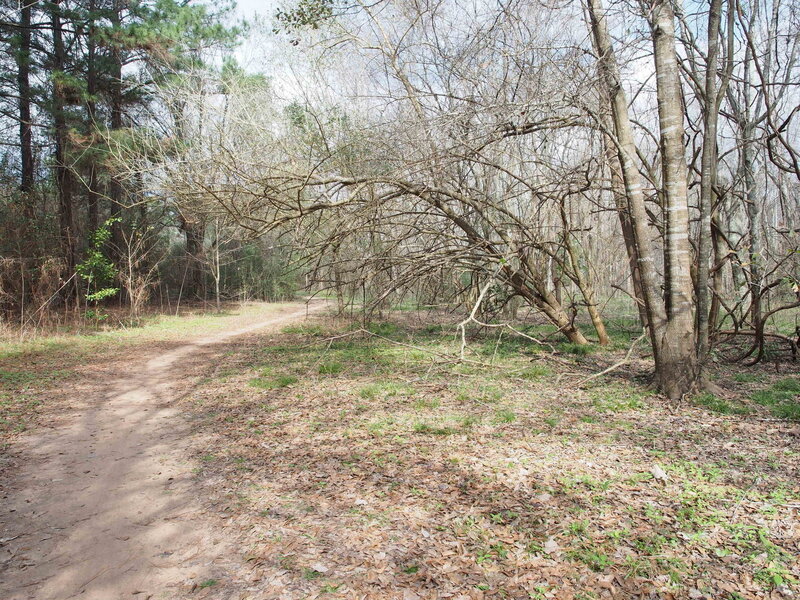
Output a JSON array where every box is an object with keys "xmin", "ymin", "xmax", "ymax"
[{"xmin": 0, "ymin": 302, "xmax": 323, "ymax": 600}]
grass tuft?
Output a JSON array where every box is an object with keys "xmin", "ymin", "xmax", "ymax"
[
  {"xmin": 249, "ymin": 374, "xmax": 298, "ymax": 389},
  {"xmin": 319, "ymin": 362, "xmax": 344, "ymax": 375},
  {"xmin": 752, "ymin": 377, "xmax": 800, "ymax": 421},
  {"xmin": 692, "ymin": 393, "xmax": 751, "ymax": 416}
]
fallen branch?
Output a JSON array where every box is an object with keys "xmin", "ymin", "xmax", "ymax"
[{"xmin": 573, "ymin": 331, "xmax": 647, "ymax": 387}]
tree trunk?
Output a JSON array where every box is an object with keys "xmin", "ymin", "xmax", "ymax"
[
  {"xmin": 586, "ymin": 0, "xmax": 667, "ymax": 347},
  {"xmin": 588, "ymin": 0, "xmax": 701, "ymax": 398},
  {"xmin": 108, "ymin": 0, "xmax": 125, "ymax": 258},
  {"xmin": 743, "ymin": 124, "xmax": 763, "ymax": 348},
  {"xmin": 708, "ymin": 212, "xmax": 724, "ymax": 340},
  {"xmin": 559, "ymin": 201, "xmax": 609, "ymax": 344},
  {"xmin": 182, "ymin": 218, "xmax": 205, "ymax": 299},
  {"xmin": 696, "ymin": 0, "xmax": 725, "ymax": 362},
  {"xmin": 85, "ymin": 0, "xmax": 101, "ymax": 233},
  {"xmin": 16, "ymin": 1, "xmax": 35, "ymax": 224},
  {"xmin": 650, "ymin": 0, "xmax": 699, "ymax": 398},
  {"xmin": 602, "ymin": 114, "xmax": 648, "ymax": 329},
  {"xmin": 51, "ymin": 0, "xmax": 77, "ymax": 283},
  {"xmin": 509, "ymin": 269, "xmax": 589, "ymax": 345}
]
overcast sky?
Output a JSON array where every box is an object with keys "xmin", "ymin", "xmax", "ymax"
[
  {"xmin": 234, "ymin": 0, "xmax": 277, "ymax": 21},
  {"xmin": 229, "ymin": 0, "xmax": 281, "ymax": 72}
]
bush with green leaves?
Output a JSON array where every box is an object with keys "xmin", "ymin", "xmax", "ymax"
[{"xmin": 76, "ymin": 219, "xmax": 120, "ymax": 317}]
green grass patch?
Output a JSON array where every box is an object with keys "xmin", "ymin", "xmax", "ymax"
[
  {"xmin": 752, "ymin": 378, "xmax": 800, "ymax": 421},
  {"xmin": 303, "ymin": 568, "xmax": 324, "ymax": 580},
  {"xmin": 366, "ymin": 322, "xmax": 400, "ymax": 337},
  {"xmin": 249, "ymin": 374, "xmax": 298, "ymax": 389},
  {"xmin": 494, "ymin": 409, "xmax": 517, "ymax": 423},
  {"xmin": 459, "ymin": 414, "xmax": 480, "ymax": 428},
  {"xmin": 515, "ymin": 365, "xmax": 552, "ymax": 380},
  {"xmin": 589, "ymin": 384, "xmax": 649, "ymax": 413},
  {"xmin": 414, "ymin": 397, "xmax": 441, "ymax": 410},
  {"xmin": 477, "ymin": 336, "xmax": 542, "ymax": 358},
  {"xmin": 733, "ymin": 372, "xmax": 763, "ymax": 383},
  {"xmin": 359, "ymin": 381, "xmax": 413, "ymax": 400},
  {"xmin": 692, "ymin": 393, "xmax": 751, "ymax": 416},
  {"xmin": 413, "ymin": 422, "xmax": 456, "ymax": 435},
  {"xmin": 0, "ymin": 368, "xmax": 71, "ymax": 388},
  {"xmin": 318, "ymin": 362, "xmax": 344, "ymax": 375},
  {"xmin": 559, "ymin": 342, "xmax": 595, "ymax": 356},
  {"xmin": 456, "ymin": 383, "xmax": 505, "ymax": 404},
  {"xmin": 282, "ymin": 323, "xmax": 325, "ymax": 336}
]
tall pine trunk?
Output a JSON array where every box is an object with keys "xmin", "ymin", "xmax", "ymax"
[
  {"xmin": 109, "ymin": 0, "xmax": 125, "ymax": 260},
  {"xmin": 16, "ymin": 1, "xmax": 35, "ymax": 223},
  {"xmin": 85, "ymin": 0, "xmax": 101, "ymax": 232},
  {"xmin": 51, "ymin": 0, "xmax": 77, "ymax": 283}
]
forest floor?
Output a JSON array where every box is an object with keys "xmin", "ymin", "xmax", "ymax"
[{"xmin": 0, "ymin": 303, "xmax": 799, "ymax": 600}]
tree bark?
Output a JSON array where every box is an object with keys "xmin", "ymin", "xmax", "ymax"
[
  {"xmin": 16, "ymin": 0, "xmax": 35, "ymax": 223},
  {"xmin": 586, "ymin": 0, "xmax": 667, "ymax": 347},
  {"xmin": 587, "ymin": 0, "xmax": 702, "ymax": 398},
  {"xmin": 650, "ymin": 0, "xmax": 699, "ymax": 398},
  {"xmin": 697, "ymin": 0, "xmax": 725, "ymax": 362},
  {"xmin": 182, "ymin": 217, "xmax": 206, "ymax": 299},
  {"xmin": 51, "ymin": 0, "xmax": 77, "ymax": 282},
  {"xmin": 559, "ymin": 201, "xmax": 610, "ymax": 344},
  {"xmin": 601, "ymin": 110, "xmax": 648, "ymax": 329},
  {"xmin": 86, "ymin": 0, "xmax": 101, "ymax": 232},
  {"xmin": 109, "ymin": 0, "xmax": 125, "ymax": 258}
]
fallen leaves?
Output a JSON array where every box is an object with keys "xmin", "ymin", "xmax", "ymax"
[{"xmin": 181, "ymin": 314, "xmax": 800, "ymax": 599}]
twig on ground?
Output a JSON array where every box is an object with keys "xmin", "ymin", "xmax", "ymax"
[{"xmin": 572, "ymin": 331, "xmax": 647, "ymax": 387}]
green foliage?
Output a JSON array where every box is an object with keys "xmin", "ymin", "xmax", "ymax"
[
  {"xmin": 567, "ymin": 520, "xmax": 589, "ymax": 536},
  {"xmin": 227, "ymin": 242, "xmax": 299, "ymax": 301},
  {"xmin": 123, "ymin": 0, "xmax": 243, "ymax": 72},
  {"xmin": 302, "ymin": 568, "xmax": 323, "ymax": 580},
  {"xmin": 566, "ymin": 547, "xmax": 612, "ymax": 572},
  {"xmin": 274, "ymin": 0, "xmax": 337, "ymax": 32},
  {"xmin": 754, "ymin": 562, "xmax": 796, "ymax": 589},
  {"xmin": 76, "ymin": 219, "xmax": 120, "ymax": 315}
]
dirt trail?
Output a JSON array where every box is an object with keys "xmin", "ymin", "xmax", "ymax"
[{"xmin": 0, "ymin": 302, "xmax": 323, "ymax": 600}]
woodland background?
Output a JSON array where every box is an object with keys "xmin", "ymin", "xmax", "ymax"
[{"xmin": 0, "ymin": 0, "xmax": 798, "ymax": 398}]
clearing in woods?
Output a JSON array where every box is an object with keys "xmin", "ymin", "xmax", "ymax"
[{"xmin": 0, "ymin": 302, "xmax": 799, "ymax": 599}]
